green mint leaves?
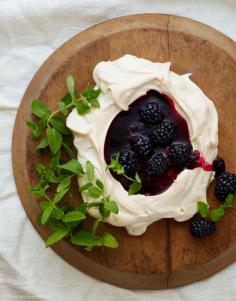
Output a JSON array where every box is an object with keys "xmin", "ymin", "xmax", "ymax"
[
  {"xmin": 71, "ymin": 231, "xmax": 118, "ymax": 249},
  {"xmin": 66, "ymin": 74, "xmax": 101, "ymax": 116},
  {"xmin": 31, "ymin": 99, "xmax": 51, "ymax": 119},
  {"xmin": 107, "ymin": 153, "xmax": 142, "ymax": 195},
  {"xmin": 197, "ymin": 202, "xmax": 209, "ymax": 218},
  {"xmin": 58, "ymin": 159, "xmax": 84, "ymax": 175},
  {"xmin": 46, "ymin": 127, "xmax": 63, "ymax": 155},
  {"xmin": 80, "ymin": 160, "xmax": 119, "ymax": 219},
  {"xmin": 198, "ymin": 194, "xmax": 234, "ymax": 222},
  {"xmin": 27, "ymin": 75, "xmax": 119, "ymax": 251},
  {"xmin": 45, "ymin": 226, "xmax": 70, "ymax": 248}
]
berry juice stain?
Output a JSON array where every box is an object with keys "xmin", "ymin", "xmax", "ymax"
[{"xmin": 104, "ymin": 90, "xmax": 212, "ymax": 196}]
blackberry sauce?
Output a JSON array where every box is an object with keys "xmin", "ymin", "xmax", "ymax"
[{"xmin": 104, "ymin": 90, "xmax": 212, "ymax": 195}]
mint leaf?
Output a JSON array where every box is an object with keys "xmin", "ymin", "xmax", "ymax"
[
  {"xmin": 58, "ymin": 101, "xmax": 68, "ymax": 116},
  {"xmin": 92, "ymin": 219, "xmax": 101, "ymax": 235},
  {"xmin": 53, "ymin": 187, "xmax": 69, "ymax": 204},
  {"xmin": 27, "ymin": 121, "xmax": 41, "ymax": 139},
  {"xmin": 36, "ymin": 165, "xmax": 58, "ymax": 183},
  {"xmin": 198, "ymin": 201, "xmax": 209, "ymax": 218},
  {"xmin": 51, "ymin": 207, "xmax": 64, "ymax": 220},
  {"xmin": 210, "ymin": 206, "xmax": 225, "ymax": 222},
  {"xmin": 50, "ymin": 151, "xmax": 61, "ymax": 169},
  {"xmin": 86, "ymin": 161, "xmax": 94, "ymax": 182},
  {"xmin": 46, "ymin": 127, "xmax": 62, "ymax": 155},
  {"xmin": 88, "ymin": 185, "xmax": 102, "ymax": 198},
  {"xmin": 45, "ymin": 226, "xmax": 70, "ymax": 247},
  {"xmin": 36, "ymin": 163, "xmax": 46, "ymax": 176},
  {"xmin": 95, "ymin": 179, "xmax": 104, "ymax": 191},
  {"xmin": 33, "ymin": 128, "xmax": 41, "ymax": 139},
  {"xmin": 128, "ymin": 181, "xmax": 141, "ymax": 195},
  {"xmin": 81, "ymin": 84, "xmax": 101, "ymax": 108},
  {"xmin": 39, "ymin": 200, "xmax": 51, "ymax": 210},
  {"xmin": 36, "ymin": 138, "xmax": 48, "ymax": 150},
  {"xmin": 66, "ymin": 75, "xmax": 76, "ymax": 101},
  {"xmin": 58, "ymin": 159, "xmax": 83, "ymax": 175},
  {"xmin": 39, "ymin": 115, "xmax": 48, "ymax": 129},
  {"xmin": 26, "ymin": 120, "xmax": 37, "ymax": 130},
  {"xmin": 135, "ymin": 173, "xmax": 141, "ymax": 183},
  {"xmin": 41, "ymin": 203, "xmax": 54, "ymax": 225},
  {"xmin": 99, "ymin": 203, "xmax": 110, "ymax": 218},
  {"xmin": 60, "ymin": 92, "xmax": 73, "ymax": 106},
  {"xmin": 71, "ymin": 231, "xmax": 102, "ymax": 247},
  {"xmin": 79, "ymin": 182, "xmax": 93, "ymax": 192},
  {"xmin": 50, "ymin": 116, "xmax": 71, "ymax": 135},
  {"xmin": 62, "ymin": 142, "xmax": 76, "ymax": 159},
  {"xmin": 31, "ymin": 99, "xmax": 51, "ymax": 118},
  {"xmin": 57, "ymin": 176, "xmax": 71, "ymax": 192},
  {"xmin": 101, "ymin": 232, "xmax": 119, "ymax": 248},
  {"xmin": 103, "ymin": 199, "xmax": 119, "ymax": 214},
  {"xmin": 75, "ymin": 101, "xmax": 90, "ymax": 115},
  {"xmin": 46, "ymin": 171, "xmax": 58, "ymax": 183},
  {"xmin": 224, "ymin": 194, "xmax": 234, "ymax": 208},
  {"xmin": 29, "ymin": 182, "xmax": 49, "ymax": 197},
  {"xmin": 62, "ymin": 211, "xmax": 86, "ymax": 222},
  {"xmin": 77, "ymin": 203, "xmax": 89, "ymax": 215},
  {"xmin": 107, "ymin": 153, "xmax": 124, "ymax": 175}
]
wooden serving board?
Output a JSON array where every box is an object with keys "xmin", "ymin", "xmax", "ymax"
[{"xmin": 12, "ymin": 14, "xmax": 236, "ymax": 289}]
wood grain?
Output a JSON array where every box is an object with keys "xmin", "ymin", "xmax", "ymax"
[{"xmin": 12, "ymin": 14, "xmax": 236, "ymax": 289}]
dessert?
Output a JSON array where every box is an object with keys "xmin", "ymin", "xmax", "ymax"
[{"xmin": 66, "ymin": 54, "xmax": 219, "ymax": 236}]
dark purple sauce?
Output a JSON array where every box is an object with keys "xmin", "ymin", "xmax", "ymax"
[{"xmin": 104, "ymin": 90, "xmax": 212, "ymax": 195}]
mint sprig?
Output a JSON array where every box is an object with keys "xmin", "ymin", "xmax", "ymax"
[
  {"xmin": 107, "ymin": 153, "xmax": 142, "ymax": 195},
  {"xmin": 197, "ymin": 194, "xmax": 234, "ymax": 222},
  {"xmin": 27, "ymin": 75, "xmax": 119, "ymax": 250}
]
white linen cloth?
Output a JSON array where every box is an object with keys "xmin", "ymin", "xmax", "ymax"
[{"xmin": 0, "ymin": 1, "xmax": 236, "ymax": 300}]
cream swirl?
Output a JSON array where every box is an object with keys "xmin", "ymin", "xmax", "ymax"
[{"xmin": 66, "ymin": 55, "xmax": 218, "ymax": 236}]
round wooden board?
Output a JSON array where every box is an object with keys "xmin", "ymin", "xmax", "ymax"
[{"xmin": 12, "ymin": 14, "xmax": 236, "ymax": 289}]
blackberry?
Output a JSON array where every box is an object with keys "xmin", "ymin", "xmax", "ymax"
[
  {"xmin": 130, "ymin": 135, "xmax": 152, "ymax": 157},
  {"xmin": 215, "ymin": 172, "xmax": 236, "ymax": 201},
  {"xmin": 191, "ymin": 217, "xmax": 216, "ymax": 237},
  {"xmin": 119, "ymin": 150, "xmax": 136, "ymax": 177},
  {"xmin": 150, "ymin": 120, "xmax": 177, "ymax": 147},
  {"xmin": 147, "ymin": 152, "xmax": 168, "ymax": 176},
  {"xmin": 186, "ymin": 150, "xmax": 200, "ymax": 169},
  {"xmin": 168, "ymin": 143, "xmax": 193, "ymax": 166},
  {"xmin": 212, "ymin": 156, "xmax": 225, "ymax": 177},
  {"xmin": 139, "ymin": 102, "xmax": 163, "ymax": 125}
]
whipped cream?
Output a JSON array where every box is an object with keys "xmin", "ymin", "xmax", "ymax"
[{"xmin": 66, "ymin": 55, "xmax": 218, "ymax": 236}]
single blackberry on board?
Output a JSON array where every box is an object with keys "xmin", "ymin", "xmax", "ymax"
[
  {"xmin": 130, "ymin": 135, "xmax": 152, "ymax": 157},
  {"xmin": 150, "ymin": 120, "xmax": 177, "ymax": 147},
  {"xmin": 147, "ymin": 152, "xmax": 168, "ymax": 176},
  {"xmin": 119, "ymin": 150, "xmax": 136, "ymax": 177},
  {"xmin": 215, "ymin": 172, "xmax": 236, "ymax": 201},
  {"xmin": 168, "ymin": 143, "xmax": 193, "ymax": 166},
  {"xmin": 139, "ymin": 102, "xmax": 163, "ymax": 125},
  {"xmin": 191, "ymin": 217, "xmax": 216, "ymax": 238},
  {"xmin": 212, "ymin": 156, "xmax": 225, "ymax": 177}
]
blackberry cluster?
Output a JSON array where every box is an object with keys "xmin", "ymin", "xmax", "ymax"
[
  {"xmin": 119, "ymin": 150, "xmax": 136, "ymax": 177},
  {"xmin": 147, "ymin": 153, "xmax": 168, "ymax": 176},
  {"xmin": 130, "ymin": 135, "xmax": 152, "ymax": 157},
  {"xmin": 215, "ymin": 172, "xmax": 236, "ymax": 201},
  {"xmin": 168, "ymin": 143, "xmax": 193, "ymax": 166},
  {"xmin": 139, "ymin": 102, "xmax": 163, "ymax": 125},
  {"xmin": 150, "ymin": 120, "xmax": 177, "ymax": 147},
  {"xmin": 191, "ymin": 217, "xmax": 216, "ymax": 238}
]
